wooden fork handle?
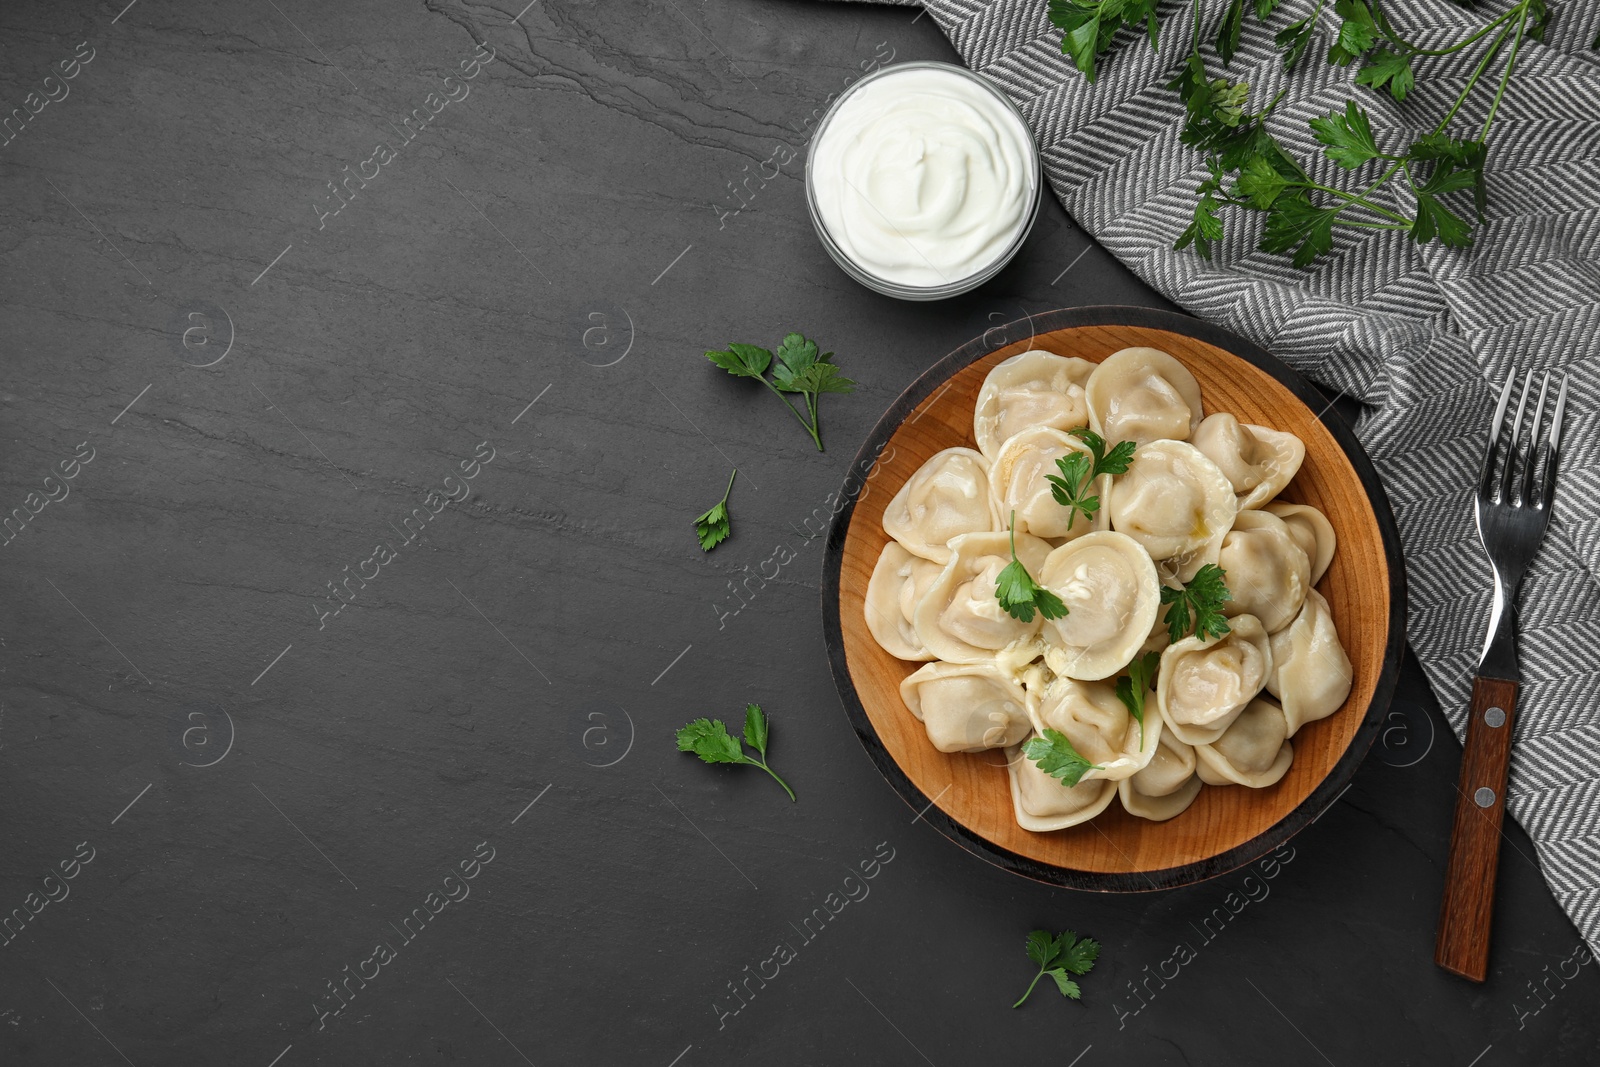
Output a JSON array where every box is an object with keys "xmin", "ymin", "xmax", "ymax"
[{"xmin": 1435, "ymin": 674, "xmax": 1519, "ymax": 982}]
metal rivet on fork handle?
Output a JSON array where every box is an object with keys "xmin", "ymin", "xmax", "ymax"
[
  {"xmin": 1474, "ymin": 787, "xmax": 1496, "ymax": 808},
  {"xmin": 1484, "ymin": 706, "xmax": 1506, "ymax": 728}
]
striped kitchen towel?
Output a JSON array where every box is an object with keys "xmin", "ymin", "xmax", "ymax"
[{"xmin": 827, "ymin": 0, "xmax": 1600, "ymax": 948}]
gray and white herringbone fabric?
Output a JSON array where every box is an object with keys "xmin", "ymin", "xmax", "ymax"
[{"xmin": 830, "ymin": 0, "xmax": 1600, "ymax": 946}]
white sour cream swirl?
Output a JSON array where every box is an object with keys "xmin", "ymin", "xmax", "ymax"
[{"xmin": 810, "ymin": 66, "xmax": 1035, "ymax": 288}]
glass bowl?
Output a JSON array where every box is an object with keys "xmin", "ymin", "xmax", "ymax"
[{"xmin": 804, "ymin": 60, "xmax": 1042, "ymax": 301}]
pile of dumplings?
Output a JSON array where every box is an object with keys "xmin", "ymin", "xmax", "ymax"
[{"xmin": 864, "ymin": 347, "xmax": 1354, "ymax": 832}]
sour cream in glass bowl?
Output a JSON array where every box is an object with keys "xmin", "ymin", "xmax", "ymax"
[{"xmin": 806, "ymin": 61, "xmax": 1041, "ymax": 300}]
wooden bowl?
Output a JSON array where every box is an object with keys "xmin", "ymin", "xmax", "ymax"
[{"xmin": 822, "ymin": 306, "xmax": 1406, "ymax": 891}]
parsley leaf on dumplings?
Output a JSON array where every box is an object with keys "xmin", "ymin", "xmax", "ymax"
[
  {"xmin": 1161, "ymin": 563, "xmax": 1233, "ymax": 644},
  {"xmin": 1046, "ymin": 428, "xmax": 1136, "ymax": 529},
  {"xmin": 995, "ymin": 512, "xmax": 1068, "ymax": 623},
  {"xmin": 1115, "ymin": 650, "xmax": 1161, "ymax": 747},
  {"xmin": 1022, "ymin": 728, "xmax": 1103, "ymax": 789}
]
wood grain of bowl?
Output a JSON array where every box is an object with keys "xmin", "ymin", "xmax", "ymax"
[{"xmin": 822, "ymin": 307, "xmax": 1407, "ymax": 891}]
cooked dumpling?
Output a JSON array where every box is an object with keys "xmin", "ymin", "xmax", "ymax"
[
  {"xmin": 1195, "ymin": 697, "xmax": 1293, "ymax": 787},
  {"xmin": 1192, "ymin": 413, "xmax": 1305, "ymax": 510},
  {"xmin": 1216, "ymin": 511, "xmax": 1310, "ymax": 634},
  {"xmin": 1264, "ymin": 502, "xmax": 1337, "ymax": 585},
  {"xmin": 863, "ymin": 542, "xmax": 941, "ymax": 661},
  {"xmin": 914, "ymin": 531, "xmax": 1052, "ymax": 663},
  {"xmin": 899, "ymin": 660, "xmax": 1032, "ymax": 752},
  {"xmin": 1266, "ymin": 589, "xmax": 1353, "ymax": 735},
  {"xmin": 973, "ymin": 351, "xmax": 1094, "ymax": 459},
  {"xmin": 1118, "ymin": 731, "xmax": 1204, "ymax": 821},
  {"xmin": 1157, "ymin": 615, "xmax": 1273, "ymax": 746},
  {"xmin": 1085, "ymin": 347, "xmax": 1204, "ymax": 445},
  {"xmin": 1031, "ymin": 675, "xmax": 1160, "ymax": 781},
  {"xmin": 1006, "ymin": 743, "xmax": 1117, "ymax": 831},
  {"xmin": 1037, "ymin": 532, "xmax": 1161, "ymax": 680},
  {"xmin": 1107, "ymin": 441, "xmax": 1237, "ymax": 582},
  {"xmin": 882, "ymin": 447, "xmax": 1000, "ymax": 563},
  {"xmin": 991, "ymin": 427, "xmax": 1106, "ymax": 541}
]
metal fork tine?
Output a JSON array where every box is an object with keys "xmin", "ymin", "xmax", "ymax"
[
  {"xmin": 1519, "ymin": 373, "xmax": 1551, "ymax": 508},
  {"xmin": 1540, "ymin": 372, "xmax": 1568, "ymax": 511},
  {"xmin": 1501, "ymin": 368, "xmax": 1535, "ymax": 506},
  {"xmin": 1479, "ymin": 370, "xmax": 1517, "ymax": 501}
]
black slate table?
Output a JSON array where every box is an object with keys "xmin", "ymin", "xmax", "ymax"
[{"xmin": 3, "ymin": 1, "xmax": 1597, "ymax": 1064}]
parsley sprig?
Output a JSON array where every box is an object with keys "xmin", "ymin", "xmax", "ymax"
[
  {"xmin": 1160, "ymin": 563, "xmax": 1233, "ymax": 644},
  {"xmin": 1046, "ymin": 428, "xmax": 1137, "ymax": 529},
  {"xmin": 1022, "ymin": 728, "xmax": 1104, "ymax": 788},
  {"xmin": 675, "ymin": 704, "xmax": 795, "ymax": 802},
  {"xmin": 1050, "ymin": 0, "xmax": 1549, "ymax": 266},
  {"xmin": 1114, "ymin": 650, "xmax": 1161, "ymax": 747},
  {"xmin": 1015, "ymin": 928, "xmax": 1100, "ymax": 1007},
  {"xmin": 1048, "ymin": 0, "xmax": 1162, "ymax": 82},
  {"xmin": 693, "ymin": 469, "xmax": 737, "ymax": 552},
  {"xmin": 705, "ymin": 333, "xmax": 855, "ymax": 451},
  {"xmin": 996, "ymin": 512, "xmax": 1068, "ymax": 623}
]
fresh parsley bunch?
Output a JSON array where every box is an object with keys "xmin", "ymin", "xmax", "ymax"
[
  {"xmin": 1050, "ymin": 0, "xmax": 1551, "ymax": 266},
  {"xmin": 705, "ymin": 333, "xmax": 854, "ymax": 452},
  {"xmin": 1015, "ymin": 928, "xmax": 1100, "ymax": 1007},
  {"xmin": 1046, "ymin": 428, "xmax": 1136, "ymax": 529},
  {"xmin": 675, "ymin": 704, "xmax": 795, "ymax": 802}
]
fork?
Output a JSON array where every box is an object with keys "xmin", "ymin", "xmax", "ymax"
[{"xmin": 1435, "ymin": 367, "xmax": 1567, "ymax": 982}]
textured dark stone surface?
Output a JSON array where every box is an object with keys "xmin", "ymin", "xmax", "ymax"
[{"xmin": 1, "ymin": 1, "xmax": 1597, "ymax": 1064}]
